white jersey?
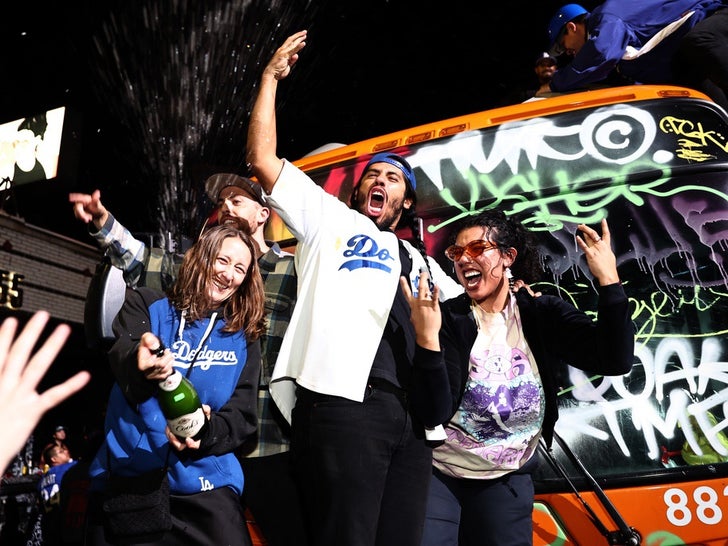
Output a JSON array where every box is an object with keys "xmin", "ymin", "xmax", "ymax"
[{"xmin": 267, "ymin": 160, "xmax": 461, "ymax": 423}]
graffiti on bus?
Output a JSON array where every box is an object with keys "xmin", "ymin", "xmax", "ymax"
[{"xmin": 302, "ymin": 101, "xmax": 728, "ymax": 473}]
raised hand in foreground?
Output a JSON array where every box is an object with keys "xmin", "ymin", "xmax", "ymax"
[{"xmin": 0, "ymin": 311, "xmax": 90, "ymax": 472}]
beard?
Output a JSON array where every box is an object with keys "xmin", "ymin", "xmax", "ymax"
[
  {"xmin": 353, "ymin": 189, "xmax": 406, "ymax": 232},
  {"xmin": 373, "ymin": 208, "xmax": 400, "ymax": 231}
]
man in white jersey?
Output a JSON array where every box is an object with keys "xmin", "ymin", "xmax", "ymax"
[{"xmin": 246, "ymin": 30, "xmax": 462, "ymax": 546}]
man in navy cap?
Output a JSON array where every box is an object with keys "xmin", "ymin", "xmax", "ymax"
[
  {"xmin": 534, "ymin": 52, "xmax": 557, "ymax": 86},
  {"xmin": 544, "ymin": 1, "xmax": 728, "ymax": 109},
  {"xmin": 526, "ymin": 52, "xmax": 559, "ymax": 101},
  {"xmin": 51, "ymin": 425, "xmax": 70, "ymax": 455},
  {"xmin": 246, "ymin": 31, "xmax": 461, "ymax": 546}
]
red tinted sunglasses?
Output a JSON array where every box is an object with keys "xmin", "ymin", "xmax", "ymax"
[{"xmin": 444, "ymin": 240, "xmax": 498, "ymax": 261}]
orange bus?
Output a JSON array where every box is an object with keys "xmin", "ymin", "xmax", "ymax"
[{"xmin": 254, "ymin": 85, "xmax": 728, "ymax": 546}]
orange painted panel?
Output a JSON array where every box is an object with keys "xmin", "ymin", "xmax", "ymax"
[{"xmin": 535, "ymin": 476, "xmax": 728, "ymax": 546}]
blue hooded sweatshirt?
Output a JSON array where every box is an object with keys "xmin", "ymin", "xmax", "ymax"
[{"xmin": 90, "ymin": 287, "xmax": 260, "ymax": 496}]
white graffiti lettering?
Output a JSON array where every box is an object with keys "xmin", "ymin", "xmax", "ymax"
[
  {"xmin": 557, "ymin": 337, "xmax": 728, "ymax": 461},
  {"xmin": 412, "ymin": 104, "xmax": 658, "ymax": 191}
]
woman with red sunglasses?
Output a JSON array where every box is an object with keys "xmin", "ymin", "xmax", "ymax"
[{"xmin": 403, "ymin": 209, "xmax": 635, "ymax": 546}]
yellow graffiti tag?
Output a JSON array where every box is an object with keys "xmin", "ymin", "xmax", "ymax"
[{"xmin": 660, "ymin": 116, "xmax": 728, "ymax": 161}]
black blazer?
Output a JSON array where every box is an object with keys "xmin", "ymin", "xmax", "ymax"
[{"xmin": 410, "ymin": 283, "xmax": 635, "ymax": 446}]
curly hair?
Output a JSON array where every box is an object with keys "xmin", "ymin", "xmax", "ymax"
[
  {"xmin": 452, "ymin": 210, "xmax": 542, "ymax": 283},
  {"xmin": 167, "ymin": 223, "xmax": 266, "ymax": 339}
]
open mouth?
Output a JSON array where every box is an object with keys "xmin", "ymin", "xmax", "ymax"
[
  {"xmin": 212, "ymin": 278, "xmax": 230, "ymax": 292},
  {"xmin": 462, "ymin": 269, "xmax": 482, "ymax": 289},
  {"xmin": 366, "ymin": 187, "xmax": 387, "ymax": 216}
]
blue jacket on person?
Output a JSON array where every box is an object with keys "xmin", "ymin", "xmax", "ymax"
[
  {"xmin": 550, "ymin": 0, "xmax": 726, "ymax": 92},
  {"xmin": 38, "ymin": 461, "xmax": 77, "ymax": 511},
  {"xmin": 89, "ymin": 287, "xmax": 260, "ymax": 495}
]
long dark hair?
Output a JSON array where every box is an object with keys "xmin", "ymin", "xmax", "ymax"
[
  {"xmin": 168, "ymin": 223, "xmax": 266, "ymax": 338},
  {"xmin": 453, "ymin": 209, "xmax": 542, "ymax": 283}
]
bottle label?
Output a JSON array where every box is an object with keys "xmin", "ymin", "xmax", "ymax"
[
  {"xmin": 167, "ymin": 408, "xmax": 206, "ymax": 439},
  {"xmin": 159, "ymin": 371, "xmax": 182, "ymax": 392}
]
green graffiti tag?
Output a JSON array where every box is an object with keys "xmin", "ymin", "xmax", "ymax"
[
  {"xmin": 631, "ymin": 286, "xmax": 728, "ymax": 345},
  {"xmin": 644, "ymin": 530, "xmax": 689, "ymax": 546},
  {"xmin": 427, "ymin": 142, "xmax": 728, "ymax": 235},
  {"xmin": 532, "ymin": 502, "xmax": 568, "ymax": 546},
  {"xmin": 427, "ymin": 163, "xmax": 682, "ymax": 233},
  {"xmin": 545, "ymin": 282, "xmax": 728, "ymax": 344}
]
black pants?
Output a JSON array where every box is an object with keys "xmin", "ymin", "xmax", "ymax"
[
  {"xmin": 240, "ymin": 451, "xmax": 308, "ymax": 546},
  {"xmin": 292, "ymin": 384, "xmax": 433, "ymax": 546},
  {"xmin": 674, "ymin": 8, "xmax": 728, "ymax": 110},
  {"xmin": 86, "ymin": 487, "xmax": 251, "ymax": 546}
]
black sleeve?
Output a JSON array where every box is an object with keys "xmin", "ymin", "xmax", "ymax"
[
  {"xmin": 410, "ymin": 302, "xmax": 472, "ymax": 427},
  {"xmin": 525, "ymin": 283, "xmax": 635, "ymax": 376},
  {"xmin": 594, "ymin": 283, "xmax": 635, "ymax": 375},
  {"xmin": 194, "ymin": 339, "xmax": 261, "ymax": 457},
  {"xmin": 108, "ymin": 287, "xmax": 166, "ymax": 406},
  {"xmin": 409, "ymin": 344, "xmax": 453, "ymax": 428}
]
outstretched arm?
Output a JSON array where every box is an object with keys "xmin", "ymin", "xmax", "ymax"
[
  {"xmin": 246, "ymin": 30, "xmax": 307, "ymax": 194},
  {"xmin": 549, "ymin": 15, "xmax": 627, "ymax": 92},
  {"xmin": 69, "ymin": 190, "xmax": 148, "ymax": 286},
  {"xmin": 69, "ymin": 189, "xmax": 109, "ymax": 230},
  {"xmin": 0, "ymin": 311, "xmax": 90, "ymax": 473},
  {"xmin": 551, "ymin": 217, "xmax": 633, "ymax": 376}
]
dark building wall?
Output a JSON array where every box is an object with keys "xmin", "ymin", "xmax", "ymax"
[{"xmin": 0, "ymin": 215, "xmax": 113, "ymax": 471}]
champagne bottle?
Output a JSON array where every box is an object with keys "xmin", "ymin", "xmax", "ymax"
[{"xmin": 158, "ymin": 370, "xmax": 208, "ymax": 441}]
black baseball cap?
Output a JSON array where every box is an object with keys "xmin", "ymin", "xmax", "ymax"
[{"xmin": 204, "ymin": 173, "xmax": 266, "ymax": 206}]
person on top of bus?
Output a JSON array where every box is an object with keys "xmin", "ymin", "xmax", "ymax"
[{"xmin": 543, "ymin": 1, "xmax": 728, "ymax": 110}]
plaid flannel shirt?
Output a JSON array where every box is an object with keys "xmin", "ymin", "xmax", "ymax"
[
  {"xmin": 90, "ymin": 214, "xmax": 297, "ymax": 456},
  {"xmin": 248, "ymin": 246, "xmax": 297, "ymax": 456}
]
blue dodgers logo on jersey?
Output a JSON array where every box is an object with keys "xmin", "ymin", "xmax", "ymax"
[{"xmin": 339, "ymin": 234, "xmax": 396, "ymax": 273}]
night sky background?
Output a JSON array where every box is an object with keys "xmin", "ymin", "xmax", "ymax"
[{"xmin": 0, "ymin": 0, "xmax": 597, "ymax": 245}]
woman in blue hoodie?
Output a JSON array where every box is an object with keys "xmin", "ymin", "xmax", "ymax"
[{"xmin": 88, "ymin": 222, "xmax": 265, "ymax": 545}]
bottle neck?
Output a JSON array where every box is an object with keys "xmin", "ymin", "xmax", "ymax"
[{"xmin": 159, "ymin": 369, "xmax": 182, "ymax": 391}]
